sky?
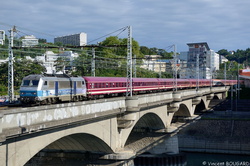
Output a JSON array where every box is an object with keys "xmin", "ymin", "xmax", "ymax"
[{"xmin": 1, "ymin": 0, "xmax": 250, "ymax": 52}]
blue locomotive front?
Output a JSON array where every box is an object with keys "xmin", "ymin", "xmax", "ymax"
[{"xmin": 20, "ymin": 74, "xmax": 87, "ymax": 104}]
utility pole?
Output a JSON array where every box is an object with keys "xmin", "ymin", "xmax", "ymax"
[
  {"xmin": 126, "ymin": 26, "xmax": 132, "ymax": 97},
  {"xmin": 172, "ymin": 44, "xmax": 178, "ymax": 91},
  {"xmin": 8, "ymin": 26, "xmax": 16, "ymax": 103},
  {"xmin": 196, "ymin": 54, "xmax": 200, "ymax": 91},
  {"xmin": 91, "ymin": 47, "xmax": 95, "ymax": 77}
]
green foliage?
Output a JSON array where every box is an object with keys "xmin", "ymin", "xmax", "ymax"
[
  {"xmin": 71, "ymin": 54, "xmax": 92, "ymax": 76},
  {"xmin": 0, "ymin": 59, "xmax": 46, "ymax": 95},
  {"xmin": 54, "ymin": 57, "xmax": 70, "ymax": 73},
  {"xmin": 140, "ymin": 46, "xmax": 172, "ymax": 59},
  {"xmin": 0, "ymin": 44, "xmax": 8, "ymax": 59},
  {"xmin": 216, "ymin": 61, "xmax": 243, "ymax": 79},
  {"xmin": 38, "ymin": 38, "xmax": 47, "ymax": 43},
  {"xmin": 218, "ymin": 48, "xmax": 250, "ymax": 65},
  {"xmin": 0, "ymin": 84, "xmax": 7, "ymax": 96},
  {"xmin": 217, "ymin": 49, "xmax": 229, "ymax": 56}
]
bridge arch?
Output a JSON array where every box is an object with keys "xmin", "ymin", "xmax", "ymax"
[
  {"xmin": 43, "ymin": 133, "xmax": 113, "ymax": 153},
  {"xmin": 10, "ymin": 118, "xmax": 117, "ymax": 166},
  {"xmin": 171, "ymin": 103, "xmax": 190, "ymax": 123},
  {"xmin": 194, "ymin": 98, "xmax": 206, "ymax": 113},
  {"xmin": 119, "ymin": 108, "xmax": 168, "ymax": 148},
  {"xmin": 123, "ymin": 112, "xmax": 166, "ymax": 153},
  {"xmin": 26, "ymin": 133, "xmax": 113, "ymax": 165},
  {"xmin": 130, "ymin": 112, "xmax": 165, "ymax": 132}
]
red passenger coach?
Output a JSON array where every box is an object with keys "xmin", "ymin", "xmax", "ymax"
[
  {"xmin": 83, "ymin": 77, "xmax": 128, "ymax": 97},
  {"xmin": 83, "ymin": 77, "xmax": 176, "ymax": 98},
  {"xmin": 83, "ymin": 76, "xmax": 237, "ymax": 99}
]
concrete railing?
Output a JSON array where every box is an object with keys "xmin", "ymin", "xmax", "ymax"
[{"xmin": 0, "ymin": 98, "xmax": 126, "ymax": 142}]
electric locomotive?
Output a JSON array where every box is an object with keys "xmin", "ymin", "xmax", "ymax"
[{"xmin": 20, "ymin": 74, "xmax": 86, "ymax": 104}]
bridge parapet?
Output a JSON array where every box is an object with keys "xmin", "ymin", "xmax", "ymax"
[
  {"xmin": 0, "ymin": 99, "xmax": 126, "ymax": 142},
  {"xmin": 137, "ymin": 92, "xmax": 173, "ymax": 109}
]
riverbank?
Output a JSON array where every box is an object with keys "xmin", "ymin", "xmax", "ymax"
[{"xmin": 177, "ymin": 111, "xmax": 250, "ymax": 155}]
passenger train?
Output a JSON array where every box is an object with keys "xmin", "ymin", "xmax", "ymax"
[{"xmin": 19, "ymin": 74, "xmax": 237, "ymax": 105}]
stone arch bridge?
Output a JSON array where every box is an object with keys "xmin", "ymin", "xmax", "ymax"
[{"xmin": 0, "ymin": 86, "xmax": 229, "ymax": 166}]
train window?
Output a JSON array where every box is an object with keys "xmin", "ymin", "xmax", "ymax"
[
  {"xmin": 92, "ymin": 83, "xmax": 94, "ymax": 88},
  {"xmin": 82, "ymin": 81, "xmax": 85, "ymax": 85},
  {"xmin": 77, "ymin": 81, "xmax": 82, "ymax": 88},
  {"xmin": 44, "ymin": 81, "xmax": 47, "ymax": 86},
  {"xmin": 106, "ymin": 83, "xmax": 109, "ymax": 88},
  {"xmin": 31, "ymin": 80, "xmax": 39, "ymax": 86},
  {"xmin": 48, "ymin": 81, "xmax": 54, "ymax": 88},
  {"xmin": 60, "ymin": 81, "xmax": 71, "ymax": 88},
  {"xmin": 22, "ymin": 80, "xmax": 30, "ymax": 86}
]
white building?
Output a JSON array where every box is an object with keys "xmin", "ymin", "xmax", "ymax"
[
  {"xmin": 180, "ymin": 42, "xmax": 221, "ymax": 79},
  {"xmin": 22, "ymin": 35, "xmax": 39, "ymax": 47},
  {"xmin": 220, "ymin": 55, "xmax": 228, "ymax": 64},
  {"xmin": 35, "ymin": 51, "xmax": 79, "ymax": 74},
  {"xmin": 0, "ymin": 30, "xmax": 5, "ymax": 45},
  {"xmin": 141, "ymin": 55, "xmax": 167, "ymax": 73},
  {"xmin": 54, "ymin": 32, "xmax": 87, "ymax": 46}
]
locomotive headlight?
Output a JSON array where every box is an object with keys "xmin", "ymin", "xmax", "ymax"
[
  {"xmin": 21, "ymin": 92, "xmax": 26, "ymax": 95},
  {"xmin": 32, "ymin": 92, "xmax": 37, "ymax": 95}
]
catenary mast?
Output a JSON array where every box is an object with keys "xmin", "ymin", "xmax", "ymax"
[
  {"xmin": 8, "ymin": 26, "xmax": 16, "ymax": 103},
  {"xmin": 126, "ymin": 26, "xmax": 132, "ymax": 97}
]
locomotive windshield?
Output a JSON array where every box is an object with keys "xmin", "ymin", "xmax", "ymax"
[
  {"xmin": 22, "ymin": 80, "xmax": 39, "ymax": 86},
  {"xmin": 23, "ymin": 80, "xmax": 30, "ymax": 86}
]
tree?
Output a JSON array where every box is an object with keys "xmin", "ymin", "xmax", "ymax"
[
  {"xmin": 216, "ymin": 61, "xmax": 243, "ymax": 79},
  {"xmin": 54, "ymin": 57, "xmax": 70, "ymax": 73},
  {"xmin": 0, "ymin": 58, "xmax": 46, "ymax": 95},
  {"xmin": 71, "ymin": 54, "xmax": 91, "ymax": 76},
  {"xmin": 38, "ymin": 38, "xmax": 47, "ymax": 43},
  {"xmin": 217, "ymin": 49, "xmax": 229, "ymax": 56}
]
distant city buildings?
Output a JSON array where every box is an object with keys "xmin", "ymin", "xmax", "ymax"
[
  {"xmin": 141, "ymin": 55, "xmax": 167, "ymax": 73},
  {"xmin": 179, "ymin": 42, "xmax": 221, "ymax": 79},
  {"xmin": 22, "ymin": 35, "xmax": 39, "ymax": 47},
  {"xmin": 35, "ymin": 51, "xmax": 79, "ymax": 74},
  {"xmin": 54, "ymin": 32, "xmax": 87, "ymax": 46},
  {"xmin": 0, "ymin": 30, "xmax": 5, "ymax": 45}
]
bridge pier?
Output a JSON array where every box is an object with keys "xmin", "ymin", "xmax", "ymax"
[{"xmin": 148, "ymin": 127, "xmax": 179, "ymax": 155}]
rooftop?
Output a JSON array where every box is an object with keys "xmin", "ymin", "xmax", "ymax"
[{"xmin": 187, "ymin": 42, "xmax": 210, "ymax": 50}]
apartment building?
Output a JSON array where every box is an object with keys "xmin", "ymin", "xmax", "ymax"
[
  {"xmin": 0, "ymin": 30, "xmax": 5, "ymax": 45},
  {"xmin": 54, "ymin": 32, "xmax": 87, "ymax": 46},
  {"xmin": 180, "ymin": 42, "xmax": 220, "ymax": 79},
  {"xmin": 22, "ymin": 35, "xmax": 39, "ymax": 47}
]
